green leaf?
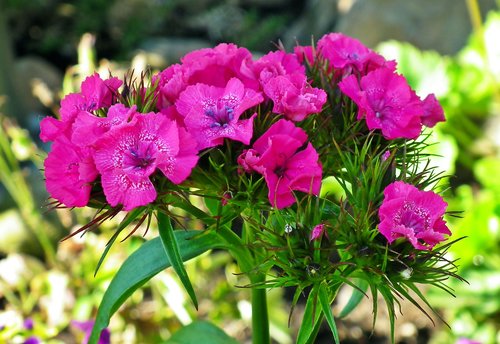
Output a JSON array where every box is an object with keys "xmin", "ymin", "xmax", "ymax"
[
  {"xmin": 164, "ymin": 321, "xmax": 239, "ymax": 344},
  {"xmin": 88, "ymin": 230, "xmax": 221, "ymax": 344},
  {"xmin": 339, "ymin": 279, "xmax": 369, "ymax": 318},
  {"xmin": 94, "ymin": 207, "xmax": 146, "ymax": 276},
  {"xmin": 158, "ymin": 211, "xmax": 199, "ymax": 309},
  {"xmin": 297, "ymin": 285, "xmax": 323, "ymax": 344},
  {"xmin": 318, "ymin": 282, "xmax": 340, "ymax": 344}
]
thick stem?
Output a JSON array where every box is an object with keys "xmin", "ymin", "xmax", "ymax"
[{"xmin": 250, "ymin": 273, "xmax": 270, "ymax": 344}]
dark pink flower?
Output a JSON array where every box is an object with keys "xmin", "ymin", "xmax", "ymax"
[
  {"xmin": 93, "ymin": 113, "xmax": 198, "ymax": 210},
  {"xmin": 317, "ymin": 33, "xmax": 393, "ymax": 76},
  {"xmin": 40, "ymin": 74, "xmax": 122, "ymax": 143},
  {"xmin": 80, "ymin": 73, "xmax": 122, "ymax": 111},
  {"xmin": 176, "ymin": 78, "xmax": 263, "ymax": 150},
  {"xmin": 72, "ymin": 320, "xmax": 110, "ymax": 344},
  {"xmin": 293, "ymin": 45, "xmax": 316, "ymax": 66},
  {"xmin": 252, "ymin": 50, "xmax": 305, "ymax": 85},
  {"xmin": 264, "ymin": 74, "xmax": 326, "ymax": 121},
  {"xmin": 180, "ymin": 43, "xmax": 259, "ymax": 90},
  {"xmin": 421, "ymin": 94, "xmax": 445, "ymax": 127},
  {"xmin": 378, "ymin": 181, "xmax": 451, "ymax": 250},
  {"xmin": 310, "ymin": 224, "xmax": 328, "ymax": 241},
  {"xmin": 154, "ymin": 64, "xmax": 187, "ymax": 109},
  {"xmin": 71, "ymin": 104, "xmax": 136, "ymax": 146},
  {"xmin": 242, "ymin": 119, "xmax": 322, "ymax": 209},
  {"xmin": 339, "ymin": 67, "xmax": 424, "ymax": 139},
  {"xmin": 44, "ymin": 137, "xmax": 98, "ymax": 207}
]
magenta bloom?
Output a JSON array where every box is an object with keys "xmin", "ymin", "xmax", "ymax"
[
  {"xmin": 339, "ymin": 67, "xmax": 425, "ymax": 139},
  {"xmin": 72, "ymin": 320, "xmax": 110, "ymax": 344},
  {"xmin": 421, "ymin": 94, "xmax": 445, "ymax": 127},
  {"xmin": 72, "ymin": 104, "xmax": 136, "ymax": 146},
  {"xmin": 264, "ymin": 74, "xmax": 326, "ymax": 121},
  {"xmin": 252, "ymin": 50, "xmax": 305, "ymax": 85},
  {"xmin": 310, "ymin": 224, "xmax": 328, "ymax": 241},
  {"xmin": 176, "ymin": 78, "xmax": 263, "ymax": 150},
  {"xmin": 93, "ymin": 113, "xmax": 198, "ymax": 210},
  {"xmin": 40, "ymin": 74, "xmax": 122, "ymax": 143},
  {"xmin": 294, "ymin": 45, "xmax": 316, "ymax": 66},
  {"xmin": 44, "ymin": 137, "xmax": 98, "ymax": 207},
  {"xmin": 378, "ymin": 181, "xmax": 451, "ymax": 250},
  {"xmin": 241, "ymin": 119, "xmax": 322, "ymax": 209},
  {"xmin": 317, "ymin": 33, "xmax": 392, "ymax": 76}
]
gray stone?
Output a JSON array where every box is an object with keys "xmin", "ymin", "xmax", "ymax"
[
  {"xmin": 14, "ymin": 56, "xmax": 62, "ymax": 123},
  {"xmin": 281, "ymin": 0, "xmax": 339, "ymax": 49},
  {"xmin": 335, "ymin": 0, "xmax": 497, "ymax": 55}
]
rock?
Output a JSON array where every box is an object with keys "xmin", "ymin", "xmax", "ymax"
[
  {"xmin": 281, "ymin": 0, "xmax": 339, "ymax": 49},
  {"xmin": 187, "ymin": 3, "xmax": 245, "ymax": 41},
  {"xmin": 13, "ymin": 56, "xmax": 62, "ymax": 124},
  {"xmin": 138, "ymin": 37, "xmax": 211, "ymax": 67},
  {"xmin": 336, "ymin": 0, "xmax": 497, "ymax": 55}
]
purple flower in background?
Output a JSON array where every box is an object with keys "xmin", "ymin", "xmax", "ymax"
[
  {"xmin": 72, "ymin": 320, "xmax": 110, "ymax": 344},
  {"xmin": 456, "ymin": 338, "xmax": 481, "ymax": 344},
  {"xmin": 23, "ymin": 318, "xmax": 34, "ymax": 330},
  {"xmin": 23, "ymin": 336, "xmax": 41, "ymax": 344}
]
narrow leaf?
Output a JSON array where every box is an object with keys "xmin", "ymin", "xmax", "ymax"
[
  {"xmin": 157, "ymin": 211, "xmax": 199, "ymax": 309},
  {"xmin": 94, "ymin": 207, "xmax": 145, "ymax": 276},
  {"xmin": 297, "ymin": 285, "xmax": 323, "ymax": 344},
  {"xmin": 339, "ymin": 279, "xmax": 369, "ymax": 318},
  {"xmin": 88, "ymin": 230, "xmax": 220, "ymax": 344},
  {"xmin": 318, "ymin": 283, "xmax": 340, "ymax": 344},
  {"xmin": 164, "ymin": 321, "xmax": 239, "ymax": 344}
]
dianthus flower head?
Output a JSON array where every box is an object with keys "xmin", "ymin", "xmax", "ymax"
[
  {"xmin": 175, "ymin": 78, "xmax": 263, "ymax": 150},
  {"xmin": 264, "ymin": 73, "xmax": 326, "ymax": 121},
  {"xmin": 44, "ymin": 136, "xmax": 98, "ymax": 207},
  {"xmin": 378, "ymin": 181, "xmax": 451, "ymax": 250},
  {"xmin": 39, "ymin": 73, "xmax": 122, "ymax": 143},
  {"xmin": 93, "ymin": 112, "xmax": 198, "ymax": 211},
  {"xmin": 252, "ymin": 50, "xmax": 305, "ymax": 85},
  {"xmin": 240, "ymin": 119, "xmax": 322, "ymax": 209},
  {"xmin": 339, "ymin": 67, "xmax": 425, "ymax": 139},
  {"xmin": 317, "ymin": 33, "xmax": 393, "ymax": 76}
]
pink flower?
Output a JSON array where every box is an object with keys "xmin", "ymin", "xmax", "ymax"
[
  {"xmin": 44, "ymin": 137, "xmax": 98, "ymax": 207},
  {"xmin": 154, "ymin": 64, "xmax": 187, "ymax": 109},
  {"xmin": 241, "ymin": 119, "xmax": 322, "ymax": 209},
  {"xmin": 421, "ymin": 94, "xmax": 445, "ymax": 127},
  {"xmin": 264, "ymin": 74, "xmax": 326, "ymax": 121},
  {"xmin": 310, "ymin": 224, "xmax": 328, "ymax": 241},
  {"xmin": 317, "ymin": 33, "xmax": 392, "ymax": 76},
  {"xmin": 252, "ymin": 50, "xmax": 305, "ymax": 85},
  {"xmin": 40, "ymin": 74, "xmax": 122, "ymax": 143},
  {"xmin": 71, "ymin": 104, "xmax": 136, "ymax": 146},
  {"xmin": 293, "ymin": 45, "xmax": 316, "ymax": 66},
  {"xmin": 180, "ymin": 43, "xmax": 259, "ymax": 90},
  {"xmin": 80, "ymin": 73, "xmax": 122, "ymax": 110},
  {"xmin": 378, "ymin": 181, "xmax": 451, "ymax": 250},
  {"xmin": 339, "ymin": 67, "xmax": 424, "ymax": 139},
  {"xmin": 93, "ymin": 113, "xmax": 198, "ymax": 211},
  {"xmin": 176, "ymin": 78, "xmax": 263, "ymax": 150},
  {"xmin": 456, "ymin": 338, "xmax": 481, "ymax": 344}
]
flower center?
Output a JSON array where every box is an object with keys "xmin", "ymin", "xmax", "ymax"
[
  {"xmin": 123, "ymin": 142, "xmax": 157, "ymax": 176},
  {"xmin": 205, "ymin": 103, "xmax": 235, "ymax": 128},
  {"xmin": 396, "ymin": 202, "xmax": 430, "ymax": 234}
]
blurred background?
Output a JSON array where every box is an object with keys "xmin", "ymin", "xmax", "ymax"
[{"xmin": 0, "ymin": 0, "xmax": 499, "ymax": 343}]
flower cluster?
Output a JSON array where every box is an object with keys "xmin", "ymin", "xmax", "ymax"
[
  {"xmin": 41, "ymin": 32, "xmax": 458, "ymax": 343},
  {"xmin": 41, "ymin": 32, "xmax": 451, "ymax": 248}
]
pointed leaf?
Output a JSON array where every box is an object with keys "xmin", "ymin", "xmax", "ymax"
[
  {"xmin": 88, "ymin": 230, "xmax": 220, "ymax": 344},
  {"xmin": 297, "ymin": 285, "xmax": 323, "ymax": 344},
  {"xmin": 158, "ymin": 211, "xmax": 199, "ymax": 309},
  {"xmin": 164, "ymin": 321, "xmax": 239, "ymax": 344},
  {"xmin": 318, "ymin": 282, "xmax": 340, "ymax": 344},
  {"xmin": 94, "ymin": 207, "xmax": 146, "ymax": 276},
  {"xmin": 339, "ymin": 279, "xmax": 369, "ymax": 318}
]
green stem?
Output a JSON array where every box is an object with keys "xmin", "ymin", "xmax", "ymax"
[{"xmin": 250, "ymin": 273, "xmax": 270, "ymax": 344}]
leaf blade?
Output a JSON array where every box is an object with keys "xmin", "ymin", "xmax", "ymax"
[{"xmin": 88, "ymin": 230, "xmax": 220, "ymax": 344}]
